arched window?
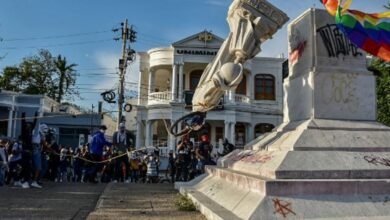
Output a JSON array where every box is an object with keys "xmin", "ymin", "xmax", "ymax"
[
  {"xmin": 190, "ymin": 70, "xmax": 203, "ymax": 91},
  {"xmin": 254, "ymin": 74, "xmax": 275, "ymax": 100}
]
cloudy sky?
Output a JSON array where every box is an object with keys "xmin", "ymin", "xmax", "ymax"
[{"xmin": 0, "ymin": 0, "xmax": 387, "ymax": 110}]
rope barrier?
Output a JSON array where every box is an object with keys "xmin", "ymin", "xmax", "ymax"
[{"xmin": 45, "ymin": 143, "xmax": 169, "ymax": 164}]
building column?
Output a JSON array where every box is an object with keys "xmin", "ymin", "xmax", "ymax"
[
  {"xmin": 224, "ymin": 121, "xmax": 230, "ymax": 140},
  {"xmin": 247, "ymin": 73, "xmax": 253, "ymax": 103},
  {"xmin": 178, "ymin": 63, "xmax": 184, "ymax": 102},
  {"xmin": 168, "ymin": 119, "xmax": 176, "ymax": 151},
  {"xmin": 247, "ymin": 123, "xmax": 254, "ymax": 143},
  {"xmin": 148, "ymin": 69, "xmax": 155, "ymax": 94},
  {"xmin": 135, "ymin": 121, "xmax": 143, "ymax": 149},
  {"xmin": 137, "ymin": 70, "xmax": 143, "ymax": 105},
  {"xmin": 145, "ymin": 120, "xmax": 153, "ymax": 147},
  {"xmin": 172, "ymin": 64, "xmax": 178, "ymax": 101},
  {"xmin": 7, "ymin": 109, "xmax": 13, "ymax": 138},
  {"xmin": 249, "ymin": 73, "xmax": 254, "ymax": 101},
  {"xmin": 210, "ymin": 124, "xmax": 216, "ymax": 147},
  {"xmin": 230, "ymin": 122, "xmax": 236, "ymax": 145},
  {"xmin": 229, "ymin": 90, "xmax": 236, "ymax": 103}
]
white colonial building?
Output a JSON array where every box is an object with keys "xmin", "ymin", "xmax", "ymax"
[{"xmin": 134, "ymin": 31, "xmax": 285, "ymax": 149}]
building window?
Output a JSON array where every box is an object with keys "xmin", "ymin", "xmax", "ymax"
[
  {"xmin": 190, "ymin": 70, "xmax": 203, "ymax": 91},
  {"xmin": 59, "ymin": 128, "xmax": 89, "ymax": 149},
  {"xmin": 236, "ymin": 75, "xmax": 247, "ymax": 95},
  {"xmin": 254, "ymin": 74, "xmax": 275, "ymax": 100}
]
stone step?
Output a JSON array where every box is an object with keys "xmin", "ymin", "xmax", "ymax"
[
  {"xmin": 181, "ymin": 189, "xmax": 242, "ymax": 220},
  {"xmin": 206, "ymin": 166, "xmax": 390, "ymax": 196},
  {"xmin": 219, "ymin": 150, "xmax": 390, "ymax": 179}
]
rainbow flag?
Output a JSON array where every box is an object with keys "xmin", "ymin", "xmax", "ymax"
[{"xmin": 322, "ymin": 0, "xmax": 390, "ymax": 61}]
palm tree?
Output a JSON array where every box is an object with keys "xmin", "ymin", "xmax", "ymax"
[{"xmin": 54, "ymin": 55, "xmax": 77, "ymax": 103}]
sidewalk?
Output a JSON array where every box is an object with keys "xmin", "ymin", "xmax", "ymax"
[
  {"xmin": 87, "ymin": 183, "xmax": 206, "ymax": 220},
  {"xmin": 0, "ymin": 182, "xmax": 106, "ymax": 220}
]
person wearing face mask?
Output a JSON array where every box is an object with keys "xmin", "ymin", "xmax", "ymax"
[
  {"xmin": 89, "ymin": 125, "xmax": 112, "ymax": 183},
  {"xmin": 112, "ymin": 123, "xmax": 132, "ymax": 183}
]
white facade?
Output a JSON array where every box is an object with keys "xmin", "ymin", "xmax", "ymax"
[{"xmin": 134, "ymin": 31, "xmax": 285, "ymax": 149}]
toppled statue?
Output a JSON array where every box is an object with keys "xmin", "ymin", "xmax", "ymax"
[{"xmin": 170, "ymin": 0, "xmax": 289, "ymax": 137}]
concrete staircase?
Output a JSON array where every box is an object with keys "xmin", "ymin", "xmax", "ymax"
[{"xmin": 177, "ymin": 120, "xmax": 390, "ymax": 219}]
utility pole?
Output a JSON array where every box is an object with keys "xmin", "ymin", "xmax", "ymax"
[{"xmin": 116, "ymin": 19, "xmax": 136, "ymax": 128}]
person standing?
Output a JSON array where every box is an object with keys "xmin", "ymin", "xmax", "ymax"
[
  {"xmin": 167, "ymin": 150, "xmax": 176, "ymax": 183},
  {"xmin": 7, "ymin": 137, "xmax": 23, "ymax": 187},
  {"xmin": 129, "ymin": 153, "xmax": 140, "ymax": 183},
  {"xmin": 20, "ymin": 112, "xmax": 37, "ymax": 189},
  {"xmin": 112, "ymin": 123, "xmax": 132, "ymax": 182},
  {"xmin": 0, "ymin": 139, "xmax": 8, "ymax": 187},
  {"xmin": 30, "ymin": 123, "xmax": 48, "ymax": 188},
  {"xmin": 146, "ymin": 153, "xmax": 158, "ymax": 183},
  {"xmin": 176, "ymin": 137, "xmax": 190, "ymax": 181},
  {"xmin": 90, "ymin": 125, "xmax": 112, "ymax": 183},
  {"xmin": 196, "ymin": 134, "xmax": 213, "ymax": 174}
]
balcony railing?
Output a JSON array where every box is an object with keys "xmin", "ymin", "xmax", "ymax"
[
  {"xmin": 148, "ymin": 91, "xmax": 172, "ymax": 105},
  {"xmin": 234, "ymin": 94, "xmax": 251, "ymax": 104}
]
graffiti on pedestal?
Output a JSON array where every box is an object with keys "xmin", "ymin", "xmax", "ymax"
[
  {"xmin": 316, "ymin": 24, "xmax": 362, "ymax": 58},
  {"xmin": 364, "ymin": 155, "xmax": 390, "ymax": 167},
  {"xmin": 273, "ymin": 198, "xmax": 297, "ymax": 218},
  {"xmin": 320, "ymin": 73, "xmax": 359, "ymax": 113},
  {"xmin": 226, "ymin": 151, "xmax": 273, "ymax": 164},
  {"xmin": 289, "ymin": 28, "xmax": 307, "ymax": 66}
]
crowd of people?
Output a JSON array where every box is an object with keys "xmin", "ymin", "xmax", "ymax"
[{"xmin": 0, "ymin": 112, "xmax": 236, "ymax": 188}]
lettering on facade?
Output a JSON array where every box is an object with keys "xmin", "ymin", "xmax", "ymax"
[
  {"xmin": 273, "ymin": 198, "xmax": 296, "ymax": 218},
  {"xmin": 316, "ymin": 24, "xmax": 362, "ymax": 58},
  {"xmin": 176, "ymin": 50, "xmax": 218, "ymax": 56}
]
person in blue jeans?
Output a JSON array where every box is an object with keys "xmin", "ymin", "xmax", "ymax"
[{"xmin": 89, "ymin": 125, "xmax": 112, "ymax": 183}]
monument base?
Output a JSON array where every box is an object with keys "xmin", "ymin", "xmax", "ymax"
[{"xmin": 177, "ymin": 119, "xmax": 390, "ymax": 219}]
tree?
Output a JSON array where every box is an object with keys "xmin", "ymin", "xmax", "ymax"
[
  {"xmin": 369, "ymin": 58, "xmax": 390, "ymax": 126},
  {"xmin": 0, "ymin": 49, "xmax": 79, "ymax": 102},
  {"xmin": 0, "ymin": 66, "xmax": 26, "ymax": 92},
  {"xmin": 20, "ymin": 49, "xmax": 57, "ymax": 98},
  {"xmin": 54, "ymin": 55, "xmax": 77, "ymax": 103}
]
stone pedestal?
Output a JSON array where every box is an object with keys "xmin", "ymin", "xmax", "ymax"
[{"xmin": 177, "ymin": 8, "xmax": 390, "ymax": 220}]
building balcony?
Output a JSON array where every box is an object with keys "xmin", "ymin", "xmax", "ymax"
[
  {"xmin": 234, "ymin": 94, "xmax": 251, "ymax": 105},
  {"xmin": 148, "ymin": 91, "xmax": 172, "ymax": 105}
]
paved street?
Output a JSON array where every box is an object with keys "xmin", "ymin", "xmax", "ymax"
[
  {"xmin": 87, "ymin": 183, "xmax": 206, "ymax": 220},
  {"xmin": 0, "ymin": 182, "xmax": 205, "ymax": 220},
  {"xmin": 0, "ymin": 182, "xmax": 106, "ymax": 220}
]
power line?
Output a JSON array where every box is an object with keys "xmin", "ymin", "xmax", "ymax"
[
  {"xmin": 2, "ymin": 30, "xmax": 111, "ymax": 42},
  {"xmin": 0, "ymin": 39, "xmax": 113, "ymax": 50}
]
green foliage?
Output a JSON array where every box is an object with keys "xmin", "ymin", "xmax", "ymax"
[
  {"xmin": 0, "ymin": 49, "xmax": 78, "ymax": 103},
  {"xmin": 54, "ymin": 55, "xmax": 78, "ymax": 103},
  {"xmin": 369, "ymin": 58, "xmax": 390, "ymax": 126},
  {"xmin": 174, "ymin": 193, "xmax": 196, "ymax": 212}
]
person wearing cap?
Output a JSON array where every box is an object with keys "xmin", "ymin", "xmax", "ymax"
[
  {"xmin": 112, "ymin": 123, "xmax": 132, "ymax": 182},
  {"xmin": 90, "ymin": 125, "xmax": 112, "ymax": 183}
]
